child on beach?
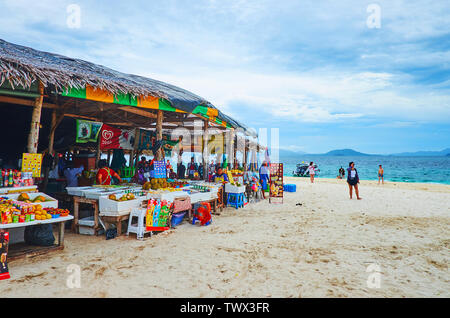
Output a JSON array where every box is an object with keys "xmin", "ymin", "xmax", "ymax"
[
  {"xmin": 347, "ymin": 162, "xmax": 361, "ymax": 200},
  {"xmin": 378, "ymin": 165, "xmax": 384, "ymax": 185}
]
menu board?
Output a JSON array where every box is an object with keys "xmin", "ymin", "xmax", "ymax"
[
  {"xmin": 0, "ymin": 231, "xmax": 10, "ymax": 280},
  {"xmin": 269, "ymin": 163, "xmax": 284, "ymax": 204},
  {"xmin": 21, "ymin": 153, "xmax": 42, "ymax": 177},
  {"xmin": 152, "ymin": 160, "xmax": 167, "ymax": 179}
]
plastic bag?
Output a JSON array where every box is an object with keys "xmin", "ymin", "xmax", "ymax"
[{"xmin": 24, "ymin": 224, "xmax": 55, "ymax": 246}]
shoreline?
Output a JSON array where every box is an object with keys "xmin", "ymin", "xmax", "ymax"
[{"xmin": 284, "ymin": 176, "xmax": 450, "ymax": 191}]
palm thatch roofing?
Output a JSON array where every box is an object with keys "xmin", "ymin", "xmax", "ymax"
[{"xmin": 0, "ymin": 39, "xmax": 251, "ymax": 133}]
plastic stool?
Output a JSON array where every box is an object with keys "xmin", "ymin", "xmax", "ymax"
[
  {"xmin": 126, "ymin": 208, "xmax": 149, "ymax": 240},
  {"xmin": 227, "ymin": 193, "xmax": 245, "ymax": 209}
]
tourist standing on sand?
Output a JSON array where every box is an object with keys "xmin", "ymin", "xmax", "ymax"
[
  {"xmin": 307, "ymin": 162, "xmax": 316, "ymax": 183},
  {"xmin": 347, "ymin": 162, "xmax": 361, "ymax": 200},
  {"xmin": 259, "ymin": 162, "xmax": 270, "ymax": 199},
  {"xmin": 378, "ymin": 164, "xmax": 384, "ymax": 185}
]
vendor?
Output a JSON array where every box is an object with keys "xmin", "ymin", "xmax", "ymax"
[
  {"xmin": 259, "ymin": 161, "xmax": 270, "ymax": 198},
  {"xmin": 187, "ymin": 157, "xmax": 198, "ymax": 179},
  {"xmin": 168, "ymin": 168, "xmax": 177, "ymax": 179},
  {"xmin": 96, "ymin": 159, "xmax": 122, "ymax": 185},
  {"xmin": 63, "ymin": 161, "xmax": 85, "ymax": 187},
  {"xmin": 137, "ymin": 156, "xmax": 147, "ymax": 170},
  {"xmin": 213, "ymin": 167, "xmax": 229, "ymax": 183}
]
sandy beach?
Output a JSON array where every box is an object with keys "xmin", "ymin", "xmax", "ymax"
[{"xmin": 3, "ymin": 177, "xmax": 449, "ymax": 298}]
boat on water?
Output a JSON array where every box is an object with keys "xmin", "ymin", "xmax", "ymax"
[{"xmin": 292, "ymin": 162, "xmax": 319, "ymax": 177}]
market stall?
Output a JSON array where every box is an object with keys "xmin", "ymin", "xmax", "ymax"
[{"xmin": 0, "ymin": 190, "xmax": 71, "ymax": 261}]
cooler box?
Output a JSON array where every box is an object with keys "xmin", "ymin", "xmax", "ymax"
[{"xmin": 283, "ymin": 184, "xmax": 297, "ymax": 192}]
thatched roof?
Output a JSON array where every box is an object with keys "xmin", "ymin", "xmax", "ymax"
[{"xmin": 0, "ymin": 39, "xmax": 250, "ymax": 132}]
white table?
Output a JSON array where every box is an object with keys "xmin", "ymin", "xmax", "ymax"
[{"xmin": 0, "ymin": 216, "xmax": 73, "ymax": 260}]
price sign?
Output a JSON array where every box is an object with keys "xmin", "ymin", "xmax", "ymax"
[
  {"xmin": 21, "ymin": 153, "xmax": 42, "ymax": 178},
  {"xmin": 269, "ymin": 163, "xmax": 283, "ymax": 204}
]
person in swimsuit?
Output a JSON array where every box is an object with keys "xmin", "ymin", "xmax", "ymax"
[
  {"xmin": 378, "ymin": 165, "xmax": 384, "ymax": 185},
  {"xmin": 347, "ymin": 162, "xmax": 361, "ymax": 200}
]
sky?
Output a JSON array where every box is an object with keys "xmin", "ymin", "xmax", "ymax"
[{"xmin": 0, "ymin": 0, "xmax": 449, "ymax": 154}]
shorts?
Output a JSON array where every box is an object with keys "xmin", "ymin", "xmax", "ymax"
[{"xmin": 347, "ymin": 178, "xmax": 358, "ymax": 186}]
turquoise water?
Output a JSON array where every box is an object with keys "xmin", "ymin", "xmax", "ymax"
[{"xmin": 282, "ymin": 156, "xmax": 450, "ymax": 185}]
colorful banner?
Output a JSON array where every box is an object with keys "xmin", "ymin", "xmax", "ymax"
[
  {"xmin": 100, "ymin": 124, "xmax": 135, "ymax": 150},
  {"xmin": 60, "ymin": 85, "xmax": 233, "ymax": 128},
  {"xmin": 138, "ymin": 130, "xmax": 181, "ymax": 156},
  {"xmin": 269, "ymin": 163, "xmax": 284, "ymax": 203},
  {"xmin": 21, "ymin": 153, "xmax": 42, "ymax": 177},
  {"xmin": 76, "ymin": 119, "xmax": 103, "ymax": 143}
]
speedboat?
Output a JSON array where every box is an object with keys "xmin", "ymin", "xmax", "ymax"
[{"xmin": 293, "ymin": 162, "xmax": 319, "ymax": 177}]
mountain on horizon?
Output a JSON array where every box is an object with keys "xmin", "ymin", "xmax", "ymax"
[
  {"xmin": 278, "ymin": 147, "xmax": 450, "ymax": 157},
  {"xmin": 391, "ymin": 148, "xmax": 450, "ymax": 157},
  {"xmin": 323, "ymin": 149, "xmax": 371, "ymax": 156}
]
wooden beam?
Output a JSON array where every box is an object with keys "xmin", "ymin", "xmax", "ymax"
[
  {"xmin": 118, "ymin": 106, "xmax": 157, "ymax": 119},
  {"xmin": 63, "ymin": 113, "xmax": 99, "ymax": 121},
  {"xmin": 27, "ymin": 82, "xmax": 44, "ymax": 153},
  {"xmin": 0, "ymin": 94, "xmax": 58, "ymax": 109}
]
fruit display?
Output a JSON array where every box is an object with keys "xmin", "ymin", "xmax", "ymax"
[
  {"xmin": 107, "ymin": 193, "xmax": 136, "ymax": 201},
  {"xmin": 143, "ymin": 179, "xmax": 188, "ymax": 191},
  {"xmin": 34, "ymin": 205, "xmax": 52, "ymax": 220},
  {"xmin": 43, "ymin": 208, "xmax": 70, "ymax": 218},
  {"xmin": 0, "ymin": 197, "xmax": 67, "ymax": 224},
  {"xmin": 16, "ymin": 193, "xmax": 51, "ymax": 203},
  {"xmin": 143, "ymin": 178, "xmax": 169, "ymax": 190}
]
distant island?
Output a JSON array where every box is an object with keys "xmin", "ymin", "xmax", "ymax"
[
  {"xmin": 323, "ymin": 149, "xmax": 372, "ymax": 156},
  {"xmin": 278, "ymin": 147, "xmax": 450, "ymax": 157}
]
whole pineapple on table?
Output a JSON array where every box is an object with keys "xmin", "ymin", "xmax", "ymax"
[{"xmin": 142, "ymin": 178, "xmax": 169, "ymax": 191}]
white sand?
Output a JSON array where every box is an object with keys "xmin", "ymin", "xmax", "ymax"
[{"xmin": 4, "ymin": 177, "xmax": 450, "ymax": 297}]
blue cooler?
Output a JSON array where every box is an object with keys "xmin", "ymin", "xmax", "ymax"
[{"xmin": 283, "ymin": 184, "xmax": 297, "ymax": 192}]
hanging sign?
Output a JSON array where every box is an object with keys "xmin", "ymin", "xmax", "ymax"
[
  {"xmin": 100, "ymin": 124, "xmax": 135, "ymax": 150},
  {"xmin": 76, "ymin": 119, "xmax": 103, "ymax": 143},
  {"xmin": 269, "ymin": 163, "xmax": 284, "ymax": 204},
  {"xmin": 138, "ymin": 129, "xmax": 181, "ymax": 156},
  {"xmin": 21, "ymin": 153, "xmax": 42, "ymax": 177}
]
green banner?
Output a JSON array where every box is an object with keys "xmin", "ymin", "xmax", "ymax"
[
  {"xmin": 76, "ymin": 119, "xmax": 103, "ymax": 143},
  {"xmin": 138, "ymin": 129, "xmax": 181, "ymax": 156}
]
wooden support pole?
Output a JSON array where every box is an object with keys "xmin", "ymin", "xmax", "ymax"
[
  {"xmin": 131, "ymin": 128, "xmax": 140, "ymax": 168},
  {"xmin": 27, "ymin": 81, "xmax": 44, "ymax": 153},
  {"xmin": 244, "ymin": 143, "xmax": 248, "ymax": 170},
  {"xmin": 233, "ymin": 135, "xmax": 237, "ymax": 169},
  {"xmin": 203, "ymin": 119, "xmax": 209, "ymax": 181},
  {"xmin": 155, "ymin": 110, "xmax": 164, "ymax": 161},
  {"xmin": 41, "ymin": 109, "xmax": 57, "ymax": 192}
]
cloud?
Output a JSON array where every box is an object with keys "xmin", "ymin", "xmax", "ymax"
[{"xmin": 0, "ymin": 0, "xmax": 449, "ymax": 152}]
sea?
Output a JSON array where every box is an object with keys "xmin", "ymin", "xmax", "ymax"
[{"xmin": 281, "ymin": 155, "xmax": 450, "ymax": 185}]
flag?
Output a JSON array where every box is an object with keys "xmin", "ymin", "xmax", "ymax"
[{"xmin": 100, "ymin": 124, "xmax": 135, "ymax": 150}]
